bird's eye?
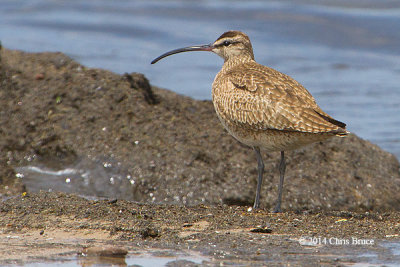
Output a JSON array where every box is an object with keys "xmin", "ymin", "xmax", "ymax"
[{"xmin": 223, "ymin": 40, "xmax": 231, "ymax": 46}]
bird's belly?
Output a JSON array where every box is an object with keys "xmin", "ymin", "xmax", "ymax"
[{"xmin": 216, "ymin": 115, "xmax": 332, "ymax": 152}]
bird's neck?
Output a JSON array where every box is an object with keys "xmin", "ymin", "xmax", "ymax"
[{"xmin": 223, "ymin": 56, "xmax": 254, "ymax": 71}]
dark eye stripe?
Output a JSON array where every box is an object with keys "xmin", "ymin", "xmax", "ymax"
[{"xmin": 215, "ymin": 40, "xmax": 238, "ymax": 47}]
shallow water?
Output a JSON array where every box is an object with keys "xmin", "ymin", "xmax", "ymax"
[
  {"xmin": 15, "ymin": 157, "xmax": 137, "ymax": 201},
  {"xmin": 0, "ymin": 0, "xmax": 399, "ymax": 159},
  {"xmin": 18, "ymin": 241, "xmax": 400, "ymax": 267},
  {"xmin": 22, "ymin": 250, "xmax": 208, "ymax": 267}
]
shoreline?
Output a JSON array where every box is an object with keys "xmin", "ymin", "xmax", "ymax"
[{"xmin": 1, "ymin": 191, "xmax": 399, "ymax": 265}]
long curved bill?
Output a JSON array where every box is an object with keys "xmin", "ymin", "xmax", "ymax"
[{"xmin": 151, "ymin": 44, "xmax": 213, "ymax": 64}]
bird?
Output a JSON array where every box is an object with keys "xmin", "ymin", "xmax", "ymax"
[{"xmin": 151, "ymin": 31, "xmax": 349, "ymax": 212}]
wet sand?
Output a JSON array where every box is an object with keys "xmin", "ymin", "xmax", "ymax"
[{"xmin": 1, "ymin": 47, "xmax": 400, "ymax": 265}]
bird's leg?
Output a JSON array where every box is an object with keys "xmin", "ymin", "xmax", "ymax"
[
  {"xmin": 274, "ymin": 151, "xmax": 286, "ymax": 213},
  {"xmin": 253, "ymin": 147, "xmax": 264, "ymax": 210}
]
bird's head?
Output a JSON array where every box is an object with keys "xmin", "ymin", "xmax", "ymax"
[
  {"xmin": 211, "ymin": 31, "xmax": 254, "ymax": 61},
  {"xmin": 151, "ymin": 31, "xmax": 254, "ymax": 64}
]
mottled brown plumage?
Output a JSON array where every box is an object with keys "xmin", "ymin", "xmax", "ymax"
[{"xmin": 151, "ymin": 30, "xmax": 349, "ymax": 212}]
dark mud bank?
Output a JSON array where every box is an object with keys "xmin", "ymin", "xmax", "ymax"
[{"xmin": 1, "ymin": 47, "xmax": 399, "ymax": 211}]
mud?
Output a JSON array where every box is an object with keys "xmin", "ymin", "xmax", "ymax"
[{"xmin": 1, "ymin": 47, "xmax": 400, "ymax": 265}]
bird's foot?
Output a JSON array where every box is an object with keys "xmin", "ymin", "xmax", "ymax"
[{"xmin": 273, "ymin": 205, "xmax": 282, "ymax": 213}]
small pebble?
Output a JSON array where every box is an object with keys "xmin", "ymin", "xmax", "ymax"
[
  {"xmin": 108, "ymin": 199, "xmax": 117, "ymax": 204},
  {"xmin": 35, "ymin": 73, "xmax": 45, "ymax": 80},
  {"xmin": 250, "ymin": 226, "xmax": 272, "ymax": 234},
  {"xmin": 140, "ymin": 226, "xmax": 160, "ymax": 238}
]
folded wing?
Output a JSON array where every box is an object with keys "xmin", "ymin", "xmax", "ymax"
[{"xmin": 213, "ymin": 62, "xmax": 347, "ymax": 135}]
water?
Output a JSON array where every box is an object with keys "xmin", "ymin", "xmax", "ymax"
[
  {"xmin": 15, "ymin": 241, "xmax": 400, "ymax": 266},
  {"xmin": 0, "ymin": 0, "xmax": 399, "ymax": 159},
  {"xmin": 15, "ymin": 157, "xmax": 137, "ymax": 200},
  {"xmin": 22, "ymin": 249, "xmax": 208, "ymax": 267}
]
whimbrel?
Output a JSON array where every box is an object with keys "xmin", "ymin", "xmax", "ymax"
[{"xmin": 151, "ymin": 31, "xmax": 348, "ymax": 212}]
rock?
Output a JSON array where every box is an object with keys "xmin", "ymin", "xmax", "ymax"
[
  {"xmin": 0, "ymin": 161, "xmax": 25, "ymax": 196},
  {"xmin": 80, "ymin": 246, "xmax": 128, "ymax": 257},
  {"xmin": 35, "ymin": 73, "xmax": 45, "ymax": 80},
  {"xmin": 140, "ymin": 225, "xmax": 160, "ymax": 239},
  {"xmin": 166, "ymin": 260, "xmax": 199, "ymax": 267}
]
